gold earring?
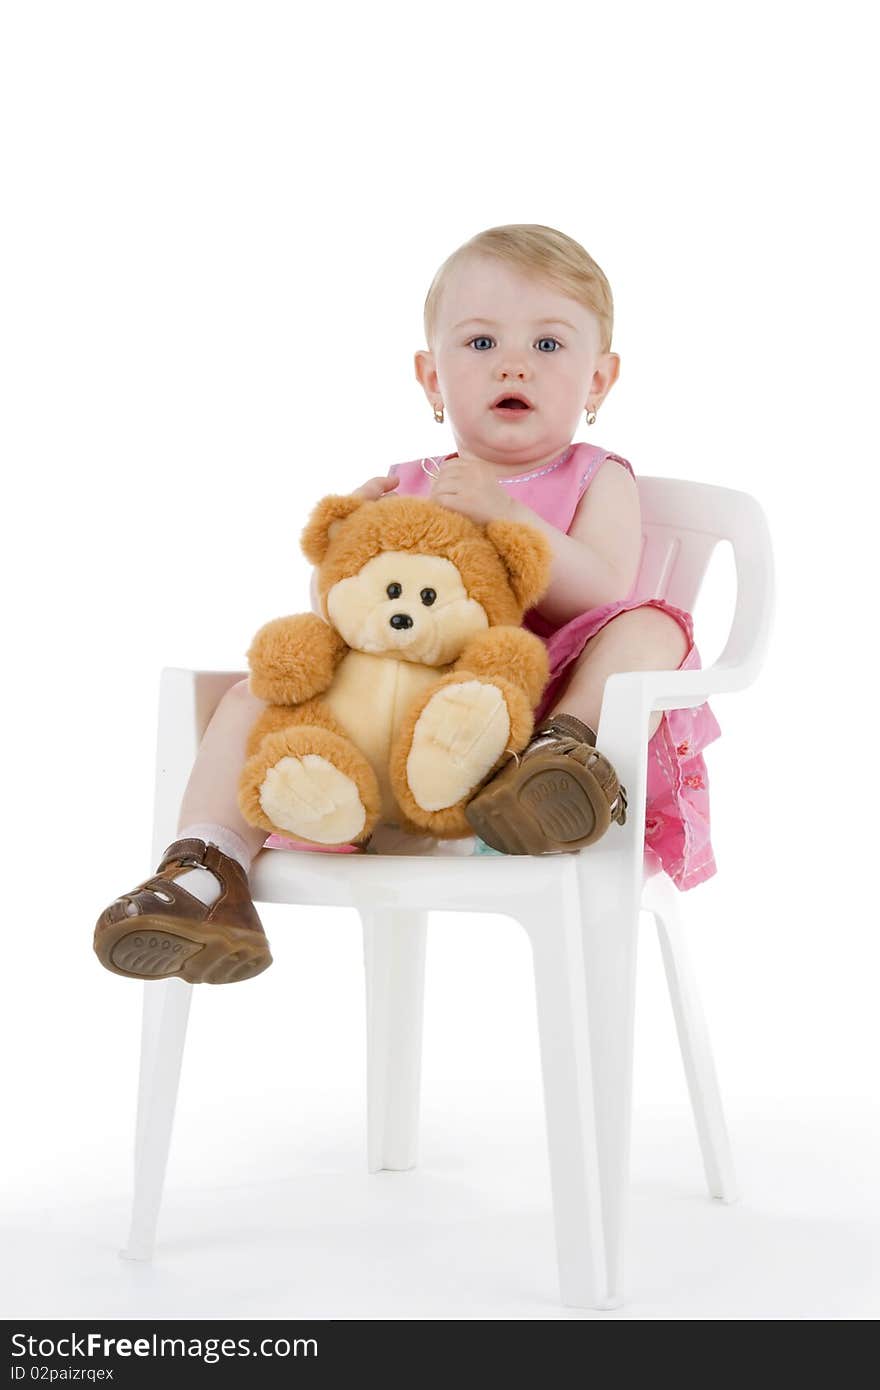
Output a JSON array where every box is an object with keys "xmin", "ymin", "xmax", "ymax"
[
  {"xmin": 585, "ymin": 404, "xmax": 597, "ymax": 425},
  {"xmin": 433, "ymin": 402, "xmax": 445, "ymax": 424}
]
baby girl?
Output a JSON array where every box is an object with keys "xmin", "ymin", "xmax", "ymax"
[{"xmin": 94, "ymin": 223, "xmax": 721, "ymax": 986}]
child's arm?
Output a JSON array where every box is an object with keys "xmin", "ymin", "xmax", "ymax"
[
  {"xmin": 507, "ymin": 459, "xmax": 642, "ymax": 625},
  {"xmin": 352, "ymin": 475, "xmax": 400, "ymax": 500},
  {"xmin": 432, "ymin": 455, "xmax": 641, "ymax": 626}
]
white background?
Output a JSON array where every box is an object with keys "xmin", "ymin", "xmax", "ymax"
[{"xmin": 2, "ymin": 0, "xmax": 877, "ymax": 1322}]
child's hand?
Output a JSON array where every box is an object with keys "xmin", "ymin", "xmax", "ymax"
[
  {"xmin": 352, "ymin": 475, "xmax": 400, "ymax": 500},
  {"xmin": 429, "ymin": 455, "xmax": 513, "ymax": 526}
]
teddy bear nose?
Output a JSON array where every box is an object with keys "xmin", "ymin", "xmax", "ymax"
[{"xmin": 389, "ymin": 613, "xmax": 414, "ymax": 630}]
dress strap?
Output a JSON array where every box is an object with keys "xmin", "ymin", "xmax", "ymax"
[{"xmin": 577, "ymin": 447, "xmax": 635, "ymax": 499}]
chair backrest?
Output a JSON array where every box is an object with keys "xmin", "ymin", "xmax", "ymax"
[
  {"xmin": 633, "ymin": 477, "xmax": 774, "ymax": 686},
  {"xmin": 635, "ymin": 477, "xmax": 725, "ymax": 609}
]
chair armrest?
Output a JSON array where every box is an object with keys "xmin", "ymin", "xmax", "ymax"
[
  {"xmin": 600, "ymin": 487, "xmax": 775, "ymax": 727},
  {"xmin": 594, "ymin": 494, "xmax": 774, "ymax": 793},
  {"xmin": 602, "ymin": 660, "xmax": 752, "ymax": 724}
]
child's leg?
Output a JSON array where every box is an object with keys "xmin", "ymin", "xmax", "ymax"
[
  {"xmin": 465, "ymin": 608, "xmax": 689, "ymax": 855},
  {"xmin": 549, "ymin": 607, "xmax": 689, "ymax": 740},
  {"xmin": 93, "ymin": 678, "xmax": 275, "ymax": 983},
  {"xmin": 173, "ymin": 678, "xmax": 269, "ymax": 902},
  {"xmin": 177, "ymin": 679, "xmax": 270, "ymax": 857}
]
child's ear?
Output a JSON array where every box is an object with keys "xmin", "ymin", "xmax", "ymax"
[
  {"xmin": 484, "ymin": 518, "xmax": 553, "ymax": 613},
  {"xmin": 301, "ymin": 494, "xmax": 365, "ymax": 564}
]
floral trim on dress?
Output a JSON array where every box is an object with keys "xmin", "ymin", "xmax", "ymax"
[
  {"xmin": 578, "ymin": 451, "xmax": 636, "ymax": 498},
  {"xmin": 494, "ymin": 445, "xmax": 575, "ymax": 484},
  {"xmin": 422, "ymin": 444, "xmax": 577, "ymax": 487}
]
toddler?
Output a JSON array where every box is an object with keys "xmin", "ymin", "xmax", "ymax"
[{"xmin": 94, "ymin": 223, "xmax": 721, "ymax": 986}]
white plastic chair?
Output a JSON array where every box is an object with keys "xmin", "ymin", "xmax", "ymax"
[{"xmin": 120, "ymin": 477, "xmax": 774, "ymax": 1309}]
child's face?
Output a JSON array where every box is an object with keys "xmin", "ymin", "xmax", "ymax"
[{"xmin": 415, "ymin": 254, "xmax": 619, "ymax": 467}]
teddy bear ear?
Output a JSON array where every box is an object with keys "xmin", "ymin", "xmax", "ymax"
[
  {"xmin": 484, "ymin": 518, "xmax": 554, "ymax": 613},
  {"xmin": 300, "ymin": 494, "xmax": 365, "ymax": 564}
]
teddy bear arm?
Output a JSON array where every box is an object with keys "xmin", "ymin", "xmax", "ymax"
[
  {"xmin": 454, "ymin": 626, "xmax": 549, "ymax": 707},
  {"xmin": 247, "ymin": 613, "xmax": 348, "ymax": 705}
]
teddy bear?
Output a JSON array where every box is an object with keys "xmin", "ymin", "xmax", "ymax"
[{"xmin": 237, "ymin": 491, "xmax": 553, "ymax": 848}]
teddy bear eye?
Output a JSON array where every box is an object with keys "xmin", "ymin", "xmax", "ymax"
[
  {"xmin": 420, "ymin": 588, "xmax": 437, "ymax": 606},
  {"xmin": 386, "ymin": 582, "xmax": 402, "ymax": 599}
]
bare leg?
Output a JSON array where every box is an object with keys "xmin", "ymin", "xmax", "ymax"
[
  {"xmin": 177, "ymin": 678, "xmax": 269, "ymax": 861},
  {"xmin": 94, "ymin": 677, "xmax": 274, "ymax": 983},
  {"xmin": 549, "ymin": 607, "xmax": 690, "ymax": 741}
]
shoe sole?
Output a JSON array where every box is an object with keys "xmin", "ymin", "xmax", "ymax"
[
  {"xmin": 465, "ymin": 753, "xmax": 612, "ymax": 855},
  {"xmin": 94, "ymin": 914, "xmax": 273, "ymax": 985}
]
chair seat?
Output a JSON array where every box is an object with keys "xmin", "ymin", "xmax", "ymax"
[{"xmin": 250, "ymin": 843, "xmax": 584, "ymax": 914}]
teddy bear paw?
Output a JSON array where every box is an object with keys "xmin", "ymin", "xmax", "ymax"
[
  {"xmin": 406, "ymin": 680, "xmax": 511, "ymax": 812},
  {"xmin": 259, "ymin": 753, "xmax": 367, "ymax": 843}
]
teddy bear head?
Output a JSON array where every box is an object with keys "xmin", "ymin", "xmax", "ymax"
[{"xmin": 301, "ymin": 493, "xmax": 552, "ymax": 666}]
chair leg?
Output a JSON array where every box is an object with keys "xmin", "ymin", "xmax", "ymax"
[
  {"xmin": 121, "ymin": 978, "xmax": 193, "ymax": 1260},
  {"xmin": 523, "ymin": 883, "xmax": 611, "ymax": 1310},
  {"xmin": 572, "ymin": 845, "xmax": 643, "ymax": 1309},
  {"xmin": 649, "ymin": 879, "xmax": 739, "ymax": 1203},
  {"xmin": 360, "ymin": 909, "xmax": 428, "ymax": 1173}
]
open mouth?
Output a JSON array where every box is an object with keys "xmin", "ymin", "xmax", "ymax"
[{"xmin": 492, "ymin": 395, "xmax": 533, "ymax": 413}]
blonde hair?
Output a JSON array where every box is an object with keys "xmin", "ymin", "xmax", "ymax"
[{"xmin": 423, "ymin": 223, "xmax": 614, "ymax": 355}]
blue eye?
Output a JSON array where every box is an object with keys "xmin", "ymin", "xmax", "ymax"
[{"xmin": 466, "ymin": 335, "xmax": 562, "ymax": 352}]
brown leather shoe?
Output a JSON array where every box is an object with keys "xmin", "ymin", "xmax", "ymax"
[
  {"xmin": 465, "ymin": 713, "xmax": 628, "ymax": 855},
  {"xmin": 93, "ymin": 838, "xmax": 273, "ymax": 984}
]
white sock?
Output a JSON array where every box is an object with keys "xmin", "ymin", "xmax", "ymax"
[{"xmin": 169, "ymin": 823, "xmax": 256, "ymax": 907}]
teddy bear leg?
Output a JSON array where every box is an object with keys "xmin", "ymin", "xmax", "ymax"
[
  {"xmin": 389, "ymin": 671, "xmax": 534, "ymax": 835},
  {"xmin": 239, "ymin": 723, "xmax": 381, "ymax": 846}
]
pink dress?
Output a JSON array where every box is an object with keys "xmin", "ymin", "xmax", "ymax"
[{"xmin": 268, "ymin": 441, "xmax": 721, "ymax": 891}]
